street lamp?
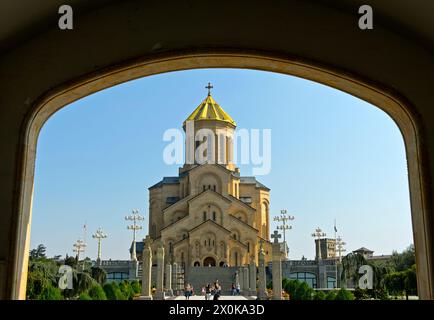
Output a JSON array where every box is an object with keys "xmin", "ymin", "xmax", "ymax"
[
  {"xmin": 311, "ymin": 227, "xmax": 326, "ymax": 260},
  {"xmin": 73, "ymin": 239, "xmax": 87, "ymax": 270},
  {"xmin": 92, "ymin": 227, "xmax": 108, "ymax": 264},
  {"xmin": 273, "ymin": 209, "xmax": 295, "ymax": 243},
  {"xmin": 336, "ymin": 236, "xmax": 346, "ymax": 263},
  {"xmin": 125, "ymin": 209, "xmax": 144, "ymax": 261},
  {"xmin": 335, "ymin": 235, "xmax": 346, "ymax": 288}
]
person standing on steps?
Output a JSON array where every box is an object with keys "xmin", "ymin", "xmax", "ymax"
[{"xmin": 205, "ymin": 283, "xmax": 212, "ymax": 300}]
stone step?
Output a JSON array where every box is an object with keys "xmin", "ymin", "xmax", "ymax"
[{"xmin": 185, "ymin": 267, "xmax": 238, "ymax": 295}]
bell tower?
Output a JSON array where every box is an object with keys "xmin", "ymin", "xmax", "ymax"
[{"xmin": 181, "ymin": 83, "xmax": 237, "ymax": 173}]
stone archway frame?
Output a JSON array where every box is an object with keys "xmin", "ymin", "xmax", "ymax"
[
  {"xmin": 203, "ymin": 256, "xmax": 217, "ymax": 267},
  {"xmin": 13, "ymin": 52, "xmax": 430, "ymax": 299}
]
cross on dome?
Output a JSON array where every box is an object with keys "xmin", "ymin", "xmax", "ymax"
[{"xmin": 205, "ymin": 82, "xmax": 213, "ymax": 96}]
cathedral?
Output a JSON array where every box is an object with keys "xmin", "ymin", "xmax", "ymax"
[{"xmin": 147, "ymin": 86, "xmax": 271, "ymax": 268}]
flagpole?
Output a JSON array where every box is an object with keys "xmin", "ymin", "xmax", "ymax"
[{"xmin": 334, "ymin": 219, "xmax": 338, "ymax": 288}]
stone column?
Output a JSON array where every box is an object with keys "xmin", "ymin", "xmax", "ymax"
[
  {"xmin": 172, "ymin": 262, "xmax": 178, "ymax": 294},
  {"xmin": 155, "ymin": 240, "xmax": 166, "ymax": 300},
  {"xmin": 165, "ymin": 263, "xmax": 173, "ymax": 296},
  {"xmin": 238, "ymin": 267, "xmax": 244, "ymax": 290},
  {"xmin": 235, "ymin": 270, "xmax": 240, "ymax": 288},
  {"xmin": 249, "ymin": 256, "xmax": 257, "ymax": 295},
  {"xmin": 318, "ymin": 260, "xmax": 327, "ymax": 289},
  {"xmin": 242, "ymin": 266, "xmax": 249, "ymax": 294},
  {"xmin": 257, "ymin": 241, "xmax": 268, "ymax": 300},
  {"xmin": 139, "ymin": 235, "xmax": 153, "ymax": 300},
  {"xmin": 271, "ymin": 239, "xmax": 283, "ymax": 300},
  {"xmin": 129, "ymin": 260, "xmax": 139, "ymax": 280}
]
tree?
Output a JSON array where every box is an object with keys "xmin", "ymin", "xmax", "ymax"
[
  {"xmin": 404, "ymin": 264, "xmax": 417, "ymax": 297},
  {"xmin": 74, "ymin": 271, "xmax": 97, "ymax": 296},
  {"xmin": 91, "ymin": 266, "xmax": 107, "ymax": 284},
  {"xmin": 390, "ymin": 245, "xmax": 415, "ymax": 272},
  {"xmin": 341, "ymin": 252, "xmax": 367, "ymax": 287},
  {"xmin": 384, "ymin": 271, "xmax": 405, "ymax": 297},
  {"xmin": 29, "ymin": 244, "xmax": 47, "ymax": 261},
  {"xmin": 64, "ymin": 254, "xmax": 78, "ymax": 269}
]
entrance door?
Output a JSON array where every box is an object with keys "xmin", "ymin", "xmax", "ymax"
[{"xmin": 203, "ymin": 256, "xmax": 216, "ymax": 266}]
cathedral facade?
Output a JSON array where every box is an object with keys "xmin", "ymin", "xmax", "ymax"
[{"xmin": 148, "ymin": 88, "xmax": 271, "ymax": 268}]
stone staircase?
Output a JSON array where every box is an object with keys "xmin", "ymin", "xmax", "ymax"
[{"xmin": 185, "ymin": 266, "xmax": 238, "ymax": 295}]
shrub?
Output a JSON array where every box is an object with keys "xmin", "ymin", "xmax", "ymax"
[
  {"xmin": 313, "ymin": 290, "xmax": 326, "ymax": 300},
  {"xmin": 88, "ymin": 284, "xmax": 107, "ymax": 300},
  {"xmin": 335, "ymin": 288, "xmax": 355, "ymax": 300},
  {"xmin": 27, "ymin": 269, "xmax": 51, "ymax": 299},
  {"xmin": 131, "ymin": 280, "xmax": 141, "ymax": 295},
  {"xmin": 75, "ymin": 272, "xmax": 97, "ymax": 296},
  {"xmin": 354, "ymin": 288, "xmax": 369, "ymax": 300},
  {"xmin": 119, "ymin": 280, "xmax": 134, "ymax": 300},
  {"xmin": 282, "ymin": 279, "xmax": 313, "ymax": 300},
  {"xmin": 325, "ymin": 290, "xmax": 337, "ymax": 300},
  {"xmin": 39, "ymin": 284, "xmax": 63, "ymax": 300},
  {"xmin": 78, "ymin": 293, "xmax": 92, "ymax": 300},
  {"xmin": 103, "ymin": 282, "xmax": 127, "ymax": 300}
]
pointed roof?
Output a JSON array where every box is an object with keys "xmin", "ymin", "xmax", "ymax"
[{"xmin": 183, "ymin": 94, "xmax": 236, "ymax": 127}]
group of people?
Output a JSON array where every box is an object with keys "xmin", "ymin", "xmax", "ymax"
[
  {"xmin": 202, "ymin": 281, "xmax": 222, "ymax": 300},
  {"xmin": 183, "ymin": 283, "xmax": 194, "ymax": 299},
  {"xmin": 184, "ymin": 280, "xmax": 223, "ymax": 300},
  {"xmin": 230, "ymin": 283, "xmax": 241, "ymax": 296}
]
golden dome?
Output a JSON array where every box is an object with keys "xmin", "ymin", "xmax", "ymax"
[{"xmin": 183, "ymin": 94, "xmax": 236, "ymax": 127}]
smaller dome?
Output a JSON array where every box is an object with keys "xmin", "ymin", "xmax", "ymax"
[{"xmin": 183, "ymin": 94, "xmax": 236, "ymax": 127}]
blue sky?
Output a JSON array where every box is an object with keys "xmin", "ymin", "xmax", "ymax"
[{"xmin": 31, "ymin": 68, "xmax": 413, "ymax": 260}]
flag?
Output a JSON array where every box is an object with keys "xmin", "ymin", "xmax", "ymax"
[{"xmin": 334, "ymin": 220, "xmax": 337, "ymax": 233}]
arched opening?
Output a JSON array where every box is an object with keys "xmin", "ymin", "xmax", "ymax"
[
  {"xmin": 193, "ymin": 261, "xmax": 200, "ymax": 267},
  {"xmin": 16, "ymin": 52, "xmax": 423, "ymax": 300},
  {"xmin": 203, "ymin": 257, "xmax": 216, "ymax": 267}
]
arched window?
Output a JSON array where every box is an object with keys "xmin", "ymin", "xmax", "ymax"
[
  {"xmin": 212, "ymin": 211, "xmax": 216, "ymax": 221},
  {"xmin": 203, "ymin": 211, "xmax": 207, "ymax": 221},
  {"xmin": 247, "ymin": 242, "xmax": 250, "ymax": 253},
  {"xmin": 213, "ymin": 185, "xmax": 216, "ymax": 191},
  {"xmin": 327, "ymin": 276, "xmax": 336, "ymax": 289}
]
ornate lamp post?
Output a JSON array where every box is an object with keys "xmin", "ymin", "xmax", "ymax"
[
  {"xmin": 311, "ymin": 227, "xmax": 326, "ymax": 260},
  {"xmin": 92, "ymin": 227, "xmax": 108, "ymax": 264},
  {"xmin": 73, "ymin": 239, "xmax": 87, "ymax": 270},
  {"xmin": 336, "ymin": 236, "xmax": 346, "ymax": 263},
  {"xmin": 335, "ymin": 235, "xmax": 346, "ymax": 288},
  {"xmin": 273, "ymin": 210, "xmax": 294, "ymax": 255},
  {"xmin": 125, "ymin": 209, "xmax": 144, "ymax": 261}
]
